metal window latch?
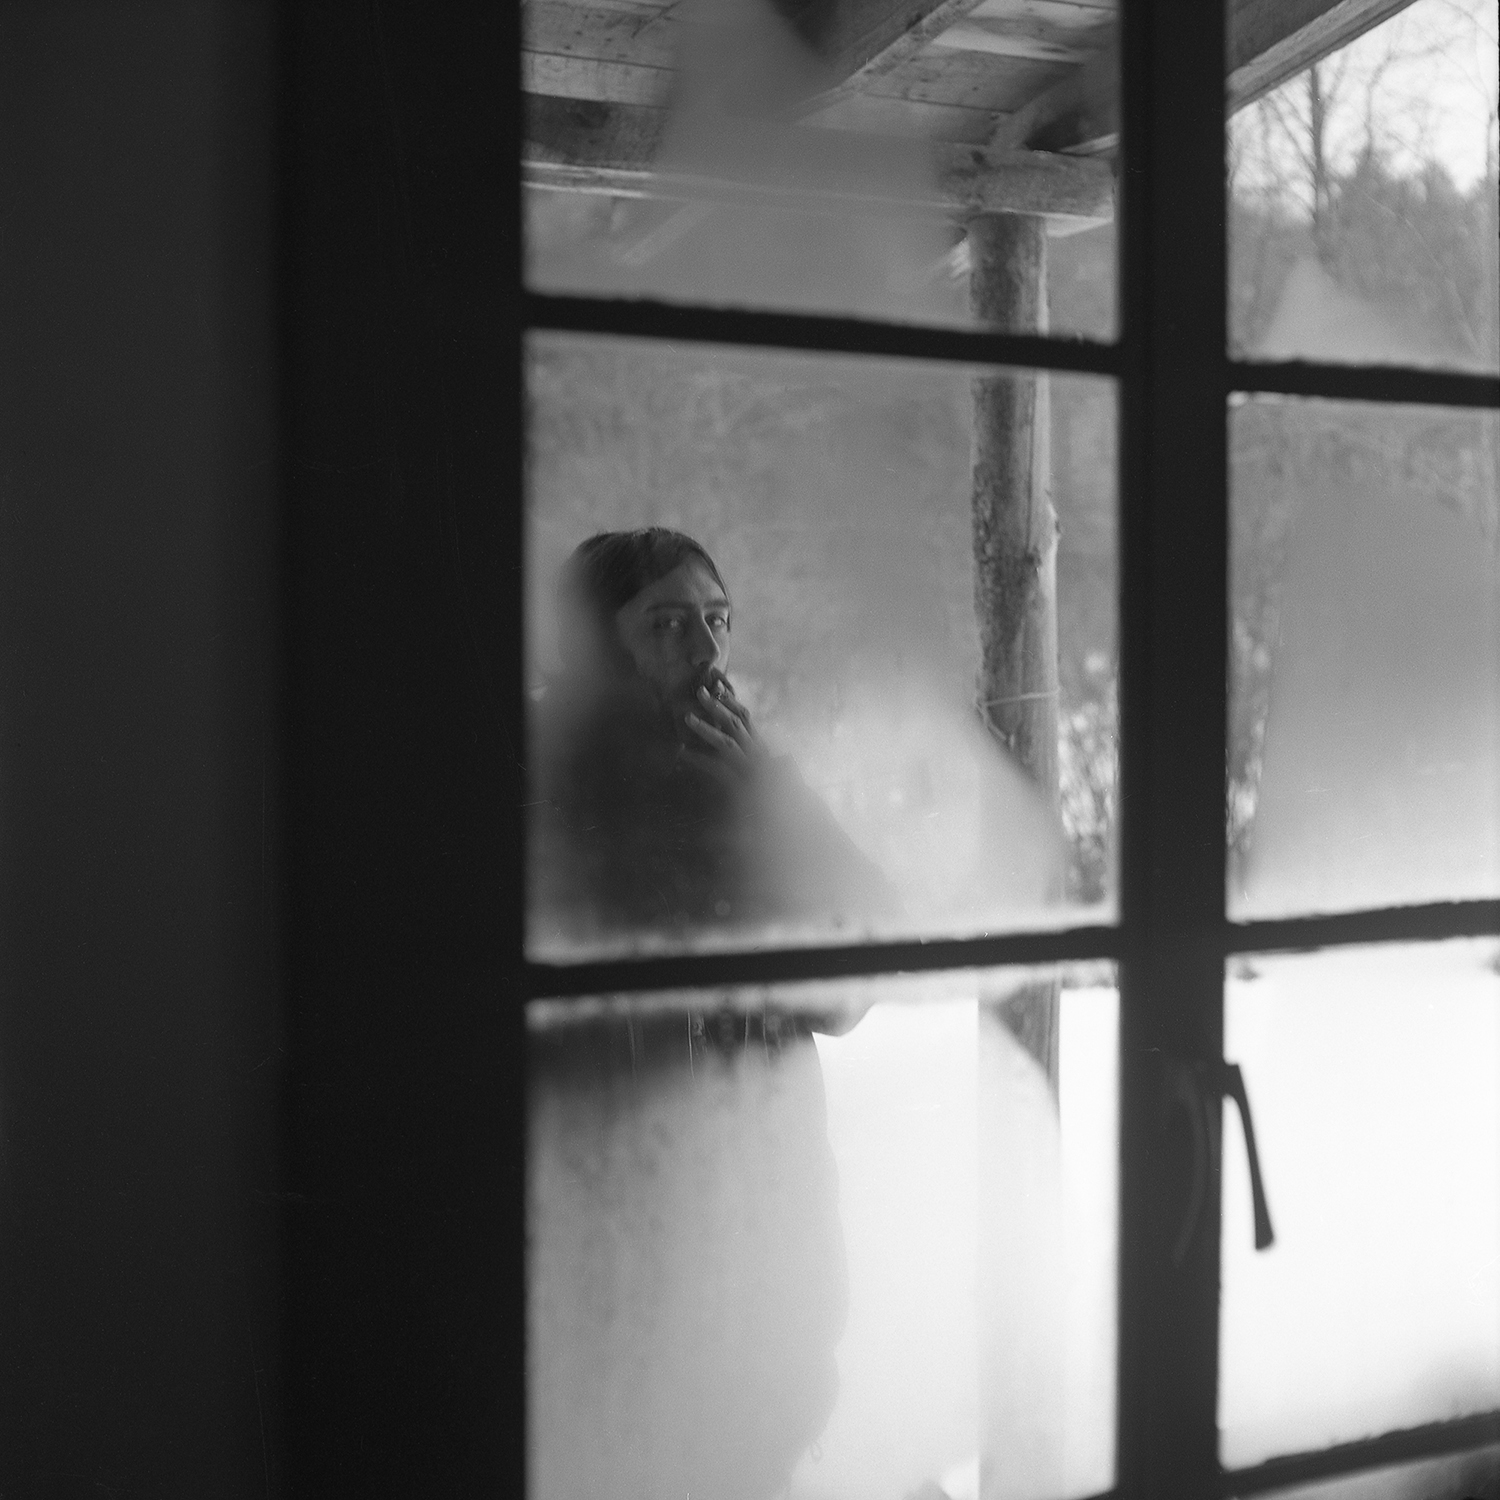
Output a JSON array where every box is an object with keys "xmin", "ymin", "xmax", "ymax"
[{"xmin": 1162, "ymin": 1056, "xmax": 1275, "ymax": 1268}]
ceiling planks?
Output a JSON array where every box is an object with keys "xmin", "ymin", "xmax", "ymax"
[
  {"xmin": 524, "ymin": 2, "xmax": 679, "ymax": 69},
  {"xmin": 987, "ymin": 40, "xmax": 1116, "ymax": 151},
  {"xmin": 518, "ymin": 0, "xmax": 1425, "ymax": 212},
  {"xmin": 864, "ymin": 50, "xmax": 1070, "ymax": 111},
  {"xmin": 809, "ymin": 0, "xmax": 995, "ymax": 105}
]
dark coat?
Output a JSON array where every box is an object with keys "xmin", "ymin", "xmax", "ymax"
[
  {"xmin": 525, "ymin": 673, "xmax": 895, "ymax": 1499},
  {"xmin": 527, "ymin": 674, "xmax": 899, "ymax": 950}
]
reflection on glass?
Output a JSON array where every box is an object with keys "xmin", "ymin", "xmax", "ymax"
[
  {"xmin": 1229, "ymin": 397, "xmax": 1500, "ymax": 918},
  {"xmin": 527, "ymin": 967, "xmax": 1118, "ymax": 1500},
  {"xmin": 1225, "ymin": 1445, "xmax": 1500, "ymax": 1500},
  {"xmin": 522, "ymin": 0, "xmax": 1118, "ymax": 334},
  {"xmin": 1220, "ymin": 941, "xmax": 1500, "ymax": 1469},
  {"xmin": 1229, "ymin": 0, "xmax": 1499, "ymax": 372},
  {"xmin": 527, "ymin": 334, "xmax": 1118, "ymax": 957}
]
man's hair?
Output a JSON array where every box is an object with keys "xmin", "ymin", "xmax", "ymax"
[{"xmin": 556, "ymin": 528, "xmax": 728, "ymax": 672}]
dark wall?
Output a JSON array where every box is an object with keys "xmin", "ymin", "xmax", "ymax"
[
  {"xmin": 277, "ymin": 0, "xmax": 522, "ymax": 1491},
  {"xmin": 0, "ymin": 3, "xmax": 283, "ymax": 1492},
  {"xmin": 0, "ymin": 2, "xmax": 522, "ymax": 1491}
]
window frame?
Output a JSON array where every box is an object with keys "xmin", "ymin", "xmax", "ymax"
[{"xmin": 511, "ymin": 4, "xmax": 1500, "ymax": 1496}]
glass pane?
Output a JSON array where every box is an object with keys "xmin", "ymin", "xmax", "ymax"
[
  {"xmin": 1226, "ymin": 1445, "xmax": 1500, "ymax": 1500},
  {"xmin": 1228, "ymin": 396, "xmax": 1500, "ymax": 919},
  {"xmin": 1220, "ymin": 941, "xmax": 1500, "ymax": 1468},
  {"xmin": 527, "ymin": 965, "xmax": 1119, "ymax": 1500},
  {"xmin": 522, "ymin": 0, "xmax": 1118, "ymax": 336},
  {"xmin": 1229, "ymin": 0, "xmax": 1499, "ymax": 373},
  {"xmin": 526, "ymin": 333, "xmax": 1118, "ymax": 958}
]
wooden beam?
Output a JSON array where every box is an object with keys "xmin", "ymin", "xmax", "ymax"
[
  {"xmin": 968, "ymin": 214, "xmax": 1063, "ymax": 1083},
  {"xmin": 806, "ymin": 0, "xmax": 993, "ymax": 109},
  {"xmin": 1227, "ymin": 0, "xmax": 1415, "ymax": 113},
  {"xmin": 524, "ymin": 95, "xmax": 1116, "ymax": 222},
  {"xmin": 521, "ymin": 53, "xmax": 672, "ymax": 106},
  {"xmin": 981, "ymin": 0, "xmax": 1416, "ymax": 153},
  {"xmin": 930, "ymin": 10, "xmax": 1114, "ymax": 64},
  {"xmin": 987, "ymin": 39, "xmax": 1117, "ymax": 152}
]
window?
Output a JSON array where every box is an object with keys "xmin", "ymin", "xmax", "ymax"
[{"xmin": 514, "ymin": 1, "xmax": 1500, "ymax": 1497}]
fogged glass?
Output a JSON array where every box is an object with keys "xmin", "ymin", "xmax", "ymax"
[
  {"xmin": 525, "ymin": 333, "xmax": 1118, "ymax": 958},
  {"xmin": 1228, "ymin": 0, "xmax": 1499, "ymax": 372},
  {"xmin": 1220, "ymin": 941, "xmax": 1500, "ymax": 1469},
  {"xmin": 1229, "ymin": 397, "xmax": 1500, "ymax": 918},
  {"xmin": 528, "ymin": 966, "xmax": 1119, "ymax": 1500},
  {"xmin": 1225, "ymin": 1446, "xmax": 1500, "ymax": 1500},
  {"xmin": 522, "ymin": 0, "xmax": 1118, "ymax": 336}
]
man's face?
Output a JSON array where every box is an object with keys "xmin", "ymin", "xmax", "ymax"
[{"xmin": 614, "ymin": 559, "xmax": 731, "ymax": 722}]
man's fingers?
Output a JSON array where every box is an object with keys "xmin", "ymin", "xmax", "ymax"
[
  {"xmin": 708, "ymin": 676, "xmax": 750, "ymax": 722},
  {"xmin": 719, "ymin": 690, "xmax": 752, "ymax": 728},
  {"xmin": 696, "ymin": 688, "xmax": 751, "ymax": 741},
  {"xmin": 685, "ymin": 712, "xmax": 743, "ymax": 755}
]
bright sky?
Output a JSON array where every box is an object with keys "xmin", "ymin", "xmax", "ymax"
[{"xmin": 1232, "ymin": 0, "xmax": 1499, "ymax": 202}]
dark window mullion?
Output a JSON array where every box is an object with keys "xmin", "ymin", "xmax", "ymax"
[
  {"xmin": 1230, "ymin": 359, "xmax": 1500, "ymax": 409},
  {"xmin": 523, "ymin": 289, "xmax": 1124, "ymax": 378},
  {"xmin": 1115, "ymin": 2, "xmax": 1230, "ymax": 1498},
  {"xmin": 1228, "ymin": 898, "xmax": 1500, "ymax": 957},
  {"xmin": 523, "ymin": 894, "xmax": 1500, "ymax": 1002},
  {"xmin": 523, "ymin": 924, "xmax": 1122, "ymax": 1000},
  {"xmin": 1219, "ymin": 1409, "xmax": 1500, "ymax": 1498}
]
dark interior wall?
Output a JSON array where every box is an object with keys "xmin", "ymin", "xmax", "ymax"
[
  {"xmin": 0, "ymin": 1, "xmax": 522, "ymax": 1490},
  {"xmin": 0, "ymin": 3, "xmax": 282, "ymax": 1492},
  {"xmin": 277, "ymin": 1, "xmax": 521, "ymax": 1491}
]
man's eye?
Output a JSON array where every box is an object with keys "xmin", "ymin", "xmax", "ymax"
[
  {"xmin": 658, "ymin": 617, "xmax": 684, "ymax": 634},
  {"xmin": 709, "ymin": 615, "xmax": 730, "ymax": 632}
]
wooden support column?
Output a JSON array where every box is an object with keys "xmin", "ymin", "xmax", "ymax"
[
  {"xmin": 969, "ymin": 212, "xmax": 1061, "ymax": 1085},
  {"xmin": 971, "ymin": 213, "xmax": 1068, "ymax": 1497}
]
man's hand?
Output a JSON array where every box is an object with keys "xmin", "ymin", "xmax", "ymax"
[{"xmin": 681, "ymin": 673, "xmax": 766, "ymax": 782}]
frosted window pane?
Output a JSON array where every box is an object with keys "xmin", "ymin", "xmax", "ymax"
[
  {"xmin": 1220, "ymin": 942, "xmax": 1500, "ymax": 1468},
  {"xmin": 1230, "ymin": 398, "xmax": 1500, "ymax": 918},
  {"xmin": 1229, "ymin": 0, "xmax": 1499, "ymax": 373},
  {"xmin": 528, "ymin": 969, "xmax": 1118, "ymax": 1500},
  {"xmin": 527, "ymin": 334, "xmax": 1118, "ymax": 957}
]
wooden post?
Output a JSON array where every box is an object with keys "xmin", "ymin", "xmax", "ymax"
[
  {"xmin": 969, "ymin": 212, "xmax": 1061, "ymax": 1086},
  {"xmin": 970, "ymin": 214, "xmax": 1068, "ymax": 1499}
]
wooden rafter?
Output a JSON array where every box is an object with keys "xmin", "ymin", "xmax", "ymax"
[
  {"xmin": 987, "ymin": 38, "xmax": 1116, "ymax": 152},
  {"xmin": 523, "ymin": 94, "xmax": 1116, "ymax": 222},
  {"xmin": 802, "ymin": 0, "xmax": 996, "ymax": 109},
  {"xmin": 984, "ymin": 0, "xmax": 1418, "ymax": 153},
  {"xmin": 1227, "ymin": 0, "xmax": 1416, "ymax": 113}
]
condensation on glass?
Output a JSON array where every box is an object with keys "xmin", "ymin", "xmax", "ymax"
[
  {"xmin": 1228, "ymin": 396, "xmax": 1500, "ymax": 918},
  {"xmin": 1219, "ymin": 940, "xmax": 1500, "ymax": 1469},
  {"xmin": 525, "ymin": 332, "xmax": 1118, "ymax": 958},
  {"xmin": 521, "ymin": 0, "xmax": 1119, "ymax": 337},
  {"xmin": 1228, "ymin": 0, "xmax": 1500, "ymax": 373},
  {"xmin": 1225, "ymin": 1444, "xmax": 1500, "ymax": 1500},
  {"xmin": 527, "ymin": 965, "xmax": 1119, "ymax": 1500}
]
